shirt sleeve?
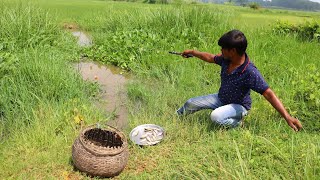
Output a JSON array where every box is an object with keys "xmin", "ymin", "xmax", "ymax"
[
  {"xmin": 248, "ymin": 67, "xmax": 269, "ymax": 94},
  {"xmin": 213, "ymin": 54, "xmax": 223, "ymax": 66}
]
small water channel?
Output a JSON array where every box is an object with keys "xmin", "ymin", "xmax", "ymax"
[
  {"xmin": 71, "ymin": 29, "xmax": 129, "ymax": 130},
  {"xmin": 74, "ymin": 61, "xmax": 129, "ymax": 130},
  {"xmin": 72, "ymin": 31, "xmax": 92, "ymax": 47}
]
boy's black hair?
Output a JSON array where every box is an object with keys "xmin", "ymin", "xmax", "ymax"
[{"xmin": 218, "ymin": 30, "xmax": 247, "ymax": 56}]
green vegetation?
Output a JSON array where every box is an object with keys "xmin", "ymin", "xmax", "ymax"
[
  {"xmin": 0, "ymin": 0, "xmax": 319, "ymax": 179},
  {"xmin": 248, "ymin": 2, "xmax": 260, "ymax": 10},
  {"xmin": 273, "ymin": 20, "xmax": 320, "ymax": 41}
]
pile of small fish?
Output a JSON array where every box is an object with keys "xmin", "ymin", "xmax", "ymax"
[{"xmin": 132, "ymin": 127, "xmax": 164, "ymax": 145}]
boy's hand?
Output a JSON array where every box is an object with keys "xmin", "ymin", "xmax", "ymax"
[
  {"xmin": 182, "ymin": 50, "xmax": 194, "ymax": 58},
  {"xmin": 286, "ymin": 116, "xmax": 302, "ymax": 131},
  {"xmin": 181, "ymin": 50, "xmax": 215, "ymax": 63}
]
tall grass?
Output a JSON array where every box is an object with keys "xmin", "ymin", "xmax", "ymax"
[
  {"xmin": 0, "ymin": 0, "xmax": 319, "ymax": 179},
  {"xmin": 81, "ymin": 5, "xmax": 233, "ymax": 69},
  {"xmin": 0, "ymin": 2, "xmax": 58, "ymax": 51},
  {"xmin": 0, "ymin": 1, "xmax": 103, "ymax": 178}
]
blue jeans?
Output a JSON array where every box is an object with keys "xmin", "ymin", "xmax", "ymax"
[{"xmin": 176, "ymin": 93, "xmax": 248, "ymax": 128}]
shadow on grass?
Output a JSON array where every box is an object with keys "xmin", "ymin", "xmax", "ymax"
[
  {"xmin": 68, "ymin": 157, "xmax": 82, "ymax": 174},
  {"xmin": 68, "ymin": 157, "xmax": 99, "ymax": 179},
  {"xmin": 176, "ymin": 110, "xmax": 228, "ymax": 132}
]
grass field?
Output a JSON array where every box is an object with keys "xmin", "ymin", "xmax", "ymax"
[{"xmin": 0, "ymin": 0, "xmax": 320, "ymax": 179}]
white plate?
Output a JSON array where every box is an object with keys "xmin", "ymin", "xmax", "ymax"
[{"xmin": 129, "ymin": 124, "xmax": 165, "ymax": 146}]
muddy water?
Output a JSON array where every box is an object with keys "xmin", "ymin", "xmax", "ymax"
[
  {"xmin": 72, "ymin": 31, "xmax": 92, "ymax": 47},
  {"xmin": 74, "ymin": 61, "xmax": 129, "ymax": 130}
]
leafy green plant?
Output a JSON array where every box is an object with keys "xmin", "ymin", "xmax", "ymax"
[{"xmin": 81, "ymin": 29, "xmax": 156, "ymax": 70}]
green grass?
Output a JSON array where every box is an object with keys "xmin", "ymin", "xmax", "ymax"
[{"xmin": 0, "ymin": 0, "xmax": 320, "ymax": 179}]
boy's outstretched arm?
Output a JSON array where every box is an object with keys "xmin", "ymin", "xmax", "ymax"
[
  {"xmin": 262, "ymin": 88, "xmax": 302, "ymax": 131},
  {"xmin": 182, "ymin": 50, "xmax": 215, "ymax": 63}
]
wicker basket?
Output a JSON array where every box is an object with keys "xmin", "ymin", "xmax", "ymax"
[{"xmin": 72, "ymin": 125, "xmax": 129, "ymax": 177}]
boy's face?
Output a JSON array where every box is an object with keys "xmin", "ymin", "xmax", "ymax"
[{"xmin": 221, "ymin": 48, "xmax": 237, "ymax": 60}]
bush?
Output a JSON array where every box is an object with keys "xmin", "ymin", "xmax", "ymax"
[
  {"xmin": 273, "ymin": 20, "xmax": 320, "ymax": 42},
  {"xmin": 248, "ymin": 2, "xmax": 260, "ymax": 10}
]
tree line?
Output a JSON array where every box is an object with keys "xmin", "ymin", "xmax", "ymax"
[{"xmin": 206, "ymin": 0, "xmax": 320, "ymax": 11}]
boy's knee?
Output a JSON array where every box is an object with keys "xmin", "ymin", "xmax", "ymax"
[{"xmin": 210, "ymin": 111, "xmax": 224, "ymax": 125}]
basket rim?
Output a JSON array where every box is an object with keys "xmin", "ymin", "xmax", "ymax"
[{"xmin": 78, "ymin": 124, "xmax": 128, "ymax": 156}]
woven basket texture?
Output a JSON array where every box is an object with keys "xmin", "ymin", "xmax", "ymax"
[{"xmin": 72, "ymin": 125, "xmax": 129, "ymax": 177}]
